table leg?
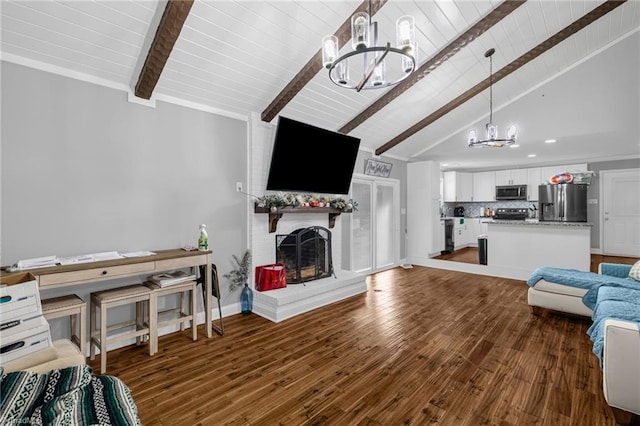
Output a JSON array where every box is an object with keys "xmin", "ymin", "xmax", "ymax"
[{"xmin": 205, "ymin": 259, "xmax": 212, "ymax": 338}]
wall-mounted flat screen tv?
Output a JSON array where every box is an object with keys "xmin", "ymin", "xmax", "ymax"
[{"xmin": 266, "ymin": 117, "xmax": 361, "ymax": 195}]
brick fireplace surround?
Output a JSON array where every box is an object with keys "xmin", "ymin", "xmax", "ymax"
[{"xmin": 247, "ymin": 115, "xmax": 367, "ymax": 322}]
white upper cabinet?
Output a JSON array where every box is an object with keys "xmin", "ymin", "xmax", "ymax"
[
  {"xmin": 443, "ymin": 171, "xmax": 473, "ymax": 202},
  {"xmin": 495, "ymin": 169, "xmax": 528, "ymax": 186},
  {"xmin": 473, "ymin": 171, "xmax": 496, "ymax": 202},
  {"xmin": 458, "ymin": 173, "xmax": 473, "ymax": 202},
  {"xmin": 527, "ymin": 168, "xmax": 541, "ymax": 201},
  {"xmin": 443, "ymin": 171, "xmax": 456, "ymax": 202}
]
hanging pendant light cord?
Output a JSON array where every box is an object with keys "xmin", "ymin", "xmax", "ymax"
[{"xmin": 489, "ymin": 52, "xmax": 493, "ymax": 124}]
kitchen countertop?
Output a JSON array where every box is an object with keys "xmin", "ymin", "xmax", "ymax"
[
  {"xmin": 487, "ymin": 219, "xmax": 592, "ymax": 227},
  {"xmin": 440, "ymin": 216, "xmax": 493, "ymax": 220}
]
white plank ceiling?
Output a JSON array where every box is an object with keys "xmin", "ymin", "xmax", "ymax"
[{"xmin": 1, "ymin": 0, "xmax": 638, "ymax": 170}]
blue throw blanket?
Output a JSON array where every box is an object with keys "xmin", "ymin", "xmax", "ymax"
[
  {"xmin": 582, "ymin": 277, "xmax": 639, "ymax": 310},
  {"xmin": 587, "ymin": 287, "xmax": 640, "ymax": 367}
]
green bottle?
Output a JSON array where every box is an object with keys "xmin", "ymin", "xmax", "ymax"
[{"xmin": 198, "ymin": 224, "xmax": 208, "ymax": 251}]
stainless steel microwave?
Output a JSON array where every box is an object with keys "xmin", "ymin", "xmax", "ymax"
[{"xmin": 495, "ymin": 185, "xmax": 527, "ymax": 200}]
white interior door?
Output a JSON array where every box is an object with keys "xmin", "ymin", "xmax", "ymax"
[
  {"xmin": 375, "ymin": 181, "xmax": 398, "ymax": 270},
  {"xmin": 351, "ymin": 179, "xmax": 373, "ymax": 273},
  {"xmin": 350, "ymin": 175, "xmax": 399, "ymax": 273},
  {"xmin": 602, "ymin": 169, "xmax": 640, "ymax": 256}
]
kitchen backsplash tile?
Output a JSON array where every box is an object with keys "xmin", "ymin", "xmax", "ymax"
[{"xmin": 442, "ymin": 200, "xmax": 538, "ymax": 218}]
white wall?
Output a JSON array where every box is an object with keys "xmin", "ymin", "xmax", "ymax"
[{"xmin": 1, "ymin": 62, "xmax": 249, "ymax": 328}]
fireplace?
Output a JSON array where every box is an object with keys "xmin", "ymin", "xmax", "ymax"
[{"xmin": 276, "ymin": 226, "xmax": 333, "ymax": 284}]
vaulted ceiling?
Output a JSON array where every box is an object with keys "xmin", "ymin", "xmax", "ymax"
[{"xmin": 2, "ymin": 1, "xmax": 638, "ymax": 170}]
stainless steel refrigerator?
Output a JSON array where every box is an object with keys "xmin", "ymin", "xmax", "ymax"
[{"xmin": 538, "ymin": 184, "xmax": 588, "ymax": 222}]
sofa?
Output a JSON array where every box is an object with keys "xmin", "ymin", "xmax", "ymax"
[
  {"xmin": 527, "ymin": 262, "xmax": 640, "ymax": 422},
  {"xmin": 1, "ymin": 339, "xmax": 85, "ymax": 374}
]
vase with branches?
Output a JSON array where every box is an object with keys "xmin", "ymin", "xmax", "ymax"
[{"xmin": 223, "ymin": 250, "xmax": 252, "ymax": 314}]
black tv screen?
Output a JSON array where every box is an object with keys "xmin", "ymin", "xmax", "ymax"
[{"xmin": 266, "ymin": 117, "xmax": 361, "ymax": 195}]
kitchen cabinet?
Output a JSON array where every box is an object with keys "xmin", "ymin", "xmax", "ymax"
[
  {"xmin": 453, "ymin": 218, "xmax": 481, "ymax": 248},
  {"xmin": 436, "ymin": 219, "xmax": 445, "ymax": 253},
  {"xmin": 466, "ymin": 219, "xmax": 481, "ymax": 246},
  {"xmin": 495, "ymin": 169, "xmax": 528, "ymax": 186},
  {"xmin": 526, "ymin": 168, "xmax": 541, "ymax": 201},
  {"xmin": 479, "ymin": 220, "xmax": 489, "ymax": 235},
  {"xmin": 443, "ymin": 171, "xmax": 473, "ymax": 202},
  {"xmin": 473, "ymin": 171, "xmax": 495, "ymax": 202},
  {"xmin": 453, "ymin": 219, "xmax": 469, "ymax": 249}
]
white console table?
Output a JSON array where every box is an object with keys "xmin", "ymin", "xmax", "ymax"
[{"xmin": 9, "ymin": 249, "xmax": 217, "ymax": 338}]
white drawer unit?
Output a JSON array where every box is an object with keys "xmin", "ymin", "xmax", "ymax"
[
  {"xmin": 0, "ymin": 275, "xmax": 42, "ymax": 324},
  {"xmin": 0, "ymin": 319, "xmax": 52, "ymax": 364},
  {"xmin": 1, "ymin": 314, "xmax": 48, "ymax": 339}
]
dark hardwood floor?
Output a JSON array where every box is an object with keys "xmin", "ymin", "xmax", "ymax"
[
  {"xmin": 435, "ymin": 248, "xmax": 638, "ymax": 273},
  {"xmin": 87, "ymin": 266, "xmax": 636, "ymax": 425}
]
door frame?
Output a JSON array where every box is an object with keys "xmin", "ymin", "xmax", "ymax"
[
  {"xmin": 349, "ymin": 173, "xmax": 400, "ymax": 274},
  {"xmin": 599, "ymin": 168, "xmax": 640, "ymax": 256}
]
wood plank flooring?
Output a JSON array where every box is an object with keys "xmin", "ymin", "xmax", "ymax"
[{"xmin": 87, "ymin": 266, "xmax": 636, "ymax": 425}]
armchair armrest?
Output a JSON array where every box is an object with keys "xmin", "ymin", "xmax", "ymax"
[
  {"xmin": 602, "ymin": 319, "xmax": 640, "ymax": 415},
  {"xmin": 598, "ymin": 263, "xmax": 632, "ymax": 278}
]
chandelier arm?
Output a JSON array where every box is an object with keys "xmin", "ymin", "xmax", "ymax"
[{"xmin": 356, "ymin": 42, "xmax": 391, "ymax": 92}]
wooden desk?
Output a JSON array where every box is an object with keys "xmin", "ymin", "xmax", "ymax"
[{"xmin": 6, "ymin": 249, "xmax": 216, "ymax": 338}]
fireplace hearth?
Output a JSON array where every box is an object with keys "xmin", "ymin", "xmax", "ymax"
[{"xmin": 276, "ymin": 226, "xmax": 333, "ymax": 284}]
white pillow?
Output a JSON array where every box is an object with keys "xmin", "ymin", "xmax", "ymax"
[{"xmin": 629, "ymin": 260, "xmax": 640, "ymax": 282}]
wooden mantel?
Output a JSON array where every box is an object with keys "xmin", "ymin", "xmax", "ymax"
[{"xmin": 254, "ymin": 205, "xmax": 352, "ymax": 233}]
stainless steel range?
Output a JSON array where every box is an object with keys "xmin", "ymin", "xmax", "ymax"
[{"xmin": 493, "ymin": 208, "xmax": 528, "ymax": 220}]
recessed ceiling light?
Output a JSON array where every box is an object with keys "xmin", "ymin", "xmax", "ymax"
[
  {"xmin": 509, "ymin": 144, "xmax": 520, "ymax": 148},
  {"xmin": 545, "ymin": 139, "xmax": 557, "ymax": 143},
  {"xmin": 528, "ymin": 154, "xmax": 537, "ymax": 158}
]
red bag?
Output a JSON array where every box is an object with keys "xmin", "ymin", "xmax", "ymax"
[{"xmin": 255, "ymin": 264, "xmax": 287, "ymax": 292}]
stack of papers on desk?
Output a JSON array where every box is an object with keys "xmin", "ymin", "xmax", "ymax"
[
  {"xmin": 120, "ymin": 251, "xmax": 156, "ymax": 258},
  {"xmin": 57, "ymin": 251, "xmax": 124, "ymax": 265},
  {"xmin": 91, "ymin": 251, "xmax": 124, "ymax": 261},
  {"xmin": 148, "ymin": 271, "xmax": 196, "ymax": 288},
  {"xmin": 58, "ymin": 255, "xmax": 96, "ymax": 266},
  {"xmin": 16, "ymin": 256, "xmax": 59, "ymax": 270}
]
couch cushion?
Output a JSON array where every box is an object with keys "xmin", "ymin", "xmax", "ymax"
[
  {"xmin": 2, "ymin": 339, "xmax": 85, "ymax": 374},
  {"xmin": 530, "ymin": 279, "xmax": 589, "ymax": 297},
  {"xmin": 628, "ymin": 260, "xmax": 640, "ymax": 282}
]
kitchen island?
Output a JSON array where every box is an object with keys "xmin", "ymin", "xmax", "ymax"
[{"xmin": 487, "ymin": 220, "xmax": 592, "ymax": 279}]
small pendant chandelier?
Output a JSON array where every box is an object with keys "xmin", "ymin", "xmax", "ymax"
[
  {"xmin": 468, "ymin": 48, "xmax": 518, "ymax": 148},
  {"xmin": 321, "ymin": 1, "xmax": 417, "ymax": 92}
]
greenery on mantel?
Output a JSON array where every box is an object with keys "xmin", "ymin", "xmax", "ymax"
[{"xmin": 255, "ymin": 193, "xmax": 357, "ymax": 211}]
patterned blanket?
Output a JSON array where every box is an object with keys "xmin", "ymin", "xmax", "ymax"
[{"xmin": 0, "ymin": 364, "xmax": 140, "ymax": 426}]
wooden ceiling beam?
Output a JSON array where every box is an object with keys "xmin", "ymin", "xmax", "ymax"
[
  {"xmin": 375, "ymin": 0, "xmax": 627, "ymax": 156},
  {"xmin": 135, "ymin": 0, "xmax": 194, "ymax": 100},
  {"xmin": 338, "ymin": 0, "xmax": 526, "ymax": 135},
  {"xmin": 261, "ymin": 0, "xmax": 387, "ymax": 123}
]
